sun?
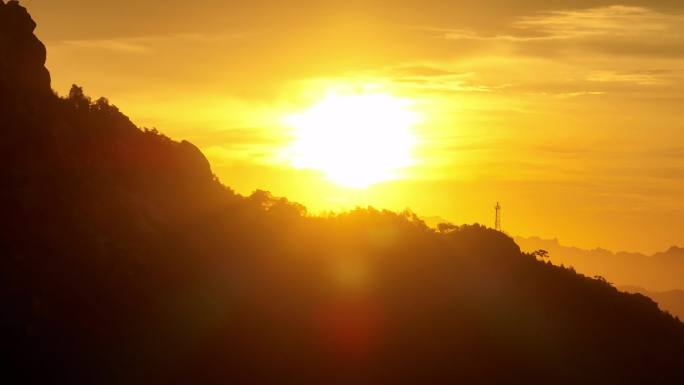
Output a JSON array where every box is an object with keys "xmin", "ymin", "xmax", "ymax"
[{"xmin": 283, "ymin": 91, "xmax": 419, "ymax": 188}]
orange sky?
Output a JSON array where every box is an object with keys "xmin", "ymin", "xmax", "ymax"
[{"xmin": 23, "ymin": 0, "xmax": 684, "ymax": 253}]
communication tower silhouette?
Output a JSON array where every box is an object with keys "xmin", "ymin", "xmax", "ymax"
[{"xmin": 494, "ymin": 202, "xmax": 501, "ymax": 231}]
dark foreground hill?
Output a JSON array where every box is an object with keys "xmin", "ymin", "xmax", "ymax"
[
  {"xmin": 620, "ymin": 286, "xmax": 684, "ymax": 321},
  {"xmin": 516, "ymin": 236, "xmax": 684, "ymax": 318},
  {"xmin": 2, "ymin": 2, "xmax": 684, "ymax": 384},
  {"xmin": 516, "ymin": 236, "xmax": 684, "ymax": 292}
]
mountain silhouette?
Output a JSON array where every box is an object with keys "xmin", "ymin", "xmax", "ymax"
[
  {"xmin": 2, "ymin": 2, "xmax": 684, "ymax": 384},
  {"xmin": 620, "ymin": 286, "xmax": 684, "ymax": 320},
  {"xmin": 0, "ymin": 0, "xmax": 50, "ymax": 98},
  {"xmin": 515, "ymin": 237, "xmax": 684, "ymax": 319}
]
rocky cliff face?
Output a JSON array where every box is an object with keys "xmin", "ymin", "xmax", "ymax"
[
  {"xmin": 0, "ymin": 0, "xmax": 217, "ymax": 189},
  {"xmin": 0, "ymin": 0, "xmax": 52, "ymax": 99}
]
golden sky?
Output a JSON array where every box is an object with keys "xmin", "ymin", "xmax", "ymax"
[{"xmin": 24, "ymin": 0, "xmax": 684, "ymax": 253}]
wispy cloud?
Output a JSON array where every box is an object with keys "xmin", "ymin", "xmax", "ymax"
[
  {"xmin": 586, "ymin": 70, "xmax": 674, "ymax": 85},
  {"xmin": 440, "ymin": 6, "xmax": 684, "ymax": 58},
  {"xmin": 52, "ymin": 32, "xmax": 253, "ymax": 54},
  {"xmin": 59, "ymin": 38, "xmax": 151, "ymax": 53},
  {"xmin": 513, "ymin": 6, "xmax": 678, "ymax": 39}
]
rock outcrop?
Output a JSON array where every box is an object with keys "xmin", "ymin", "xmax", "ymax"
[{"xmin": 0, "ymin": 0, "xmax": 52, "ymax": 99}]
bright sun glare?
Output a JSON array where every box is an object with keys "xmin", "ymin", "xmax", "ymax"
[{"xmin": 284, "ymin": 91, "xmax": 419, "ymax": 188}]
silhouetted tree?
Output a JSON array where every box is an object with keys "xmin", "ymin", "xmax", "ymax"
[
  {"xmin": 68, "ymin": 84, "xmax": 91, "ymax": 109},
  {"xmin": 533, "ymin": 249, "xmax": 550, "ymax": 260},
  {"xmin": 437, "ymin": 222, "xmax": 458, "ymax": 234}
]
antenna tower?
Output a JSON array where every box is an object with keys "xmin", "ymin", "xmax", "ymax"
[{"xmin": 494, "ymin": 202, "xmax": 501, "ymax": 231}]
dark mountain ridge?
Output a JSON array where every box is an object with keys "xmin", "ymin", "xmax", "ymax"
[
  {"xmin": 516, "ymin": 236, "xmax": 684, "ymax": 292},
  {"xmin": 2, "ymin": 2, "xmax": 684, "ymax": 384},
  {"xmin": 515, "ymin": 237, "xmax": 684, "ymax": 319},
  {"xmin": 620, "ymin": 286, "xmax": 684, "ymax": 321}
]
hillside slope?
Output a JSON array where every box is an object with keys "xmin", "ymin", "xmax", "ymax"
[
  {"xmin": 620, "ymin": 286, "xmax": 684, "ymax": 320},
  {"xmin": 516, "ymin": 236, "xmax": 684, "ymax": 292},
  {"xmin": 2, "ymin": 2, "xmax": 684, "ymax": 384}
]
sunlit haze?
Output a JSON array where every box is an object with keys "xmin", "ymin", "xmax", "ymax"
[
  {"xmin": 283, "ymin": 89, "xmax": 418, "ymax": 188},
  {"xmin": 23, "ymin": 0, "xmax": 684, "ymax": 253}
]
